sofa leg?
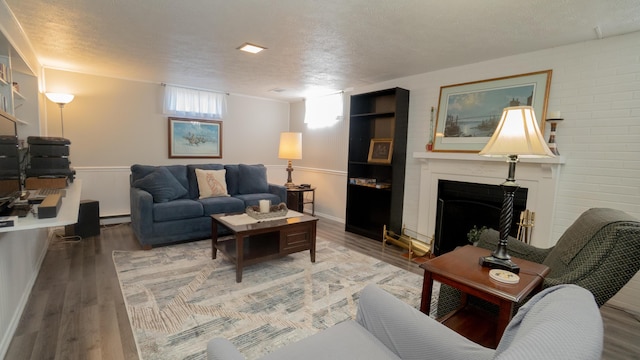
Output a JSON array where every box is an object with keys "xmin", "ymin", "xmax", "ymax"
[{"xmin": 142, "ymin": 244, "xmax": 152, "ymax": 250}]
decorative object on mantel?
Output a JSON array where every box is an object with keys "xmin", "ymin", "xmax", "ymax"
[
  {"xmin": 426, "ymin": 106, "xmax": 435, "ymax": 151},
  {"xmin": 477, "ymin": 106, "xmax": 555, "ymax": 273},
  {"xmin": 45, "ymin": 92, "xmax": 74, "ymax": 138},
  {"xmin": 278, "ymin": 132, "xmax": 302, "ymax": 188},
  {"xmin": 432, "ymin": 70, "xmax": 552, "ymax": 153},
  {"xmin": 246, "ymin": 202, "xmax": 288, "ymax": 220},
  {"xmin": 546, "ymin": 111, "xmax": 563, "ymax": 155},
  {"xmin": 517, "ymin": 209, "xmax": 535, "ymax": 244}
]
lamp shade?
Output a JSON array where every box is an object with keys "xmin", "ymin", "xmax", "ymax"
[
  {"xmin": 479, "ymin": 106, "xmax": 554, "ymax": 158},
  {"xmin": 45, "ymin": 92, "xmax": 75, "ymax": 105},
  {"xmin": 278, "ymin": 132, "xmax": 302, "ymax": 159}
]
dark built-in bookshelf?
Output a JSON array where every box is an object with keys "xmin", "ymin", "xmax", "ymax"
[{"xmin": 345, "ymin": 87, "xmax": 409, "ymax": 240}]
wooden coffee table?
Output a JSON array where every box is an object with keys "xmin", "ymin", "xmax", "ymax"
[
  {"xmin": 420, "ymin": 245, "xmax": 549, "ymax": 348},
  {"xmin": 211, "ymin": 212, "xmax": 318, "ymax": 282}
]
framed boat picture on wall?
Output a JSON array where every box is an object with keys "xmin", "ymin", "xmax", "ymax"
[
  {"xmin": 432, "ymin": 70, "xmax": 552, "ymax": 153},
  {"xmin": 168, "ymin": 117, "xmax": 222, "ymax": 158}
]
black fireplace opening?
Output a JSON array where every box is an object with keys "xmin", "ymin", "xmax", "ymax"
[{"xmin": 433, "ymin": 180, "xmax": 528, "ymax": 256}]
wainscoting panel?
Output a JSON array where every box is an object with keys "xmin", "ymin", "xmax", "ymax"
[{"xmin": 74, "ymin": 167, "xmax": 132, "ymax": 217}]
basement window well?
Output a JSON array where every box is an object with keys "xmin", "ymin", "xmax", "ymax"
[{"xmin": 163, "ymin": 84, "xmax": 227, "ymax": 119}]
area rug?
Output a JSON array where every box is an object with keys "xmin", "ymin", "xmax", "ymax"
[{"xmin": 113, "ymin": 236, "xmax": 438, "ymax": 360}]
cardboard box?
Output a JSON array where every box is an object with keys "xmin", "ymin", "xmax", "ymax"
[{"xmin": 25, "ymin": 177, "xmax": 68, "ymax": 190}]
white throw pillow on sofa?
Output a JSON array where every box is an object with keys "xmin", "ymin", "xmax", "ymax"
[{"xmin": 195, "ymin": 168, "xmax": 230, "ymax": 199}]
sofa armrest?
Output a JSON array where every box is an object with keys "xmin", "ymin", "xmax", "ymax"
[
  {"xmin": 130, "ymin": 186, "xmax": 154, "ymax": 244},
  {"xmin": 268, "ymin": 183, "xmax": 287, "ymax": 204},
  {"xmin": 477, "ymin": 228, "xmax": 551, "ymax": 264},
  {"xmin": 356, "ymin": 285, "xmax": 494, "ymax": 360},
  {"xmin": 206, "ymin": 338, "xmax": 246, "ymax": 360}
]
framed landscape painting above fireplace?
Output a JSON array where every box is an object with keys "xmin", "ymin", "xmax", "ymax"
[{"xmin": 432, "ymin": 70, "xmax": 552, "ymax": 153}]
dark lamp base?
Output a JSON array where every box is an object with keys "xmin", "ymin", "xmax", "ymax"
[{"xmin": 479, "ymin": 255, "xmax": 521, "ymax": 274}]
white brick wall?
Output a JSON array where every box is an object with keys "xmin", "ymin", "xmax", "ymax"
[{"xmin": 357, "ymin": 31, "xmax": 640, "ymax": 243}]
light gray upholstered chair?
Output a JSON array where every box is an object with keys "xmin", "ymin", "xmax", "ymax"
[
  {"xmin": 207, "ymin": 283, "xmax": 603, "ymax": 360},
  {"xmin": 437, "ymin": 207, "xmax": 640, "ymax": 318}
]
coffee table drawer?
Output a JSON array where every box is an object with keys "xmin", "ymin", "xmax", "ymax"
[{"xmin": 280, "ymin": 223, "xmax": 313, "ymax": 253}]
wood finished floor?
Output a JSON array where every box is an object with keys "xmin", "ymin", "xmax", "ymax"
[{"xmin": 5, "ymin": 217, "xmax": 639, "ymax": 359}]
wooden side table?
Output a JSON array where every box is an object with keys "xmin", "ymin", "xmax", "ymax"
[
  {"xmin": 420, "ymin": 245, "xmax": 549, "ymax": 348},
  {"xmin": 286, "ymin": 187, "xmax": 316, "ymax": 216}
]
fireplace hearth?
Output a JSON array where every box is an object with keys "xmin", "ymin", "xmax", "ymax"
[{"xmin": 433, "ymin": 180, "xmax": 527, "ymax": 256}]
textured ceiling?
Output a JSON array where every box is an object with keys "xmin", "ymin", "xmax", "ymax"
[{"xmin": 5, "ymin": 0, "xmax": 640, "ymax": 101}]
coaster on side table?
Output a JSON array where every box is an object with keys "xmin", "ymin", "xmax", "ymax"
[{"xmin": 489, "ymin": 269, "xmax": 520, "ymax": 284}]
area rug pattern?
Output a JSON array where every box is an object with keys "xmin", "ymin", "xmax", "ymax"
[{"xmin": 113, "ymin": 237, "xmax": 437, "ymax": 360}]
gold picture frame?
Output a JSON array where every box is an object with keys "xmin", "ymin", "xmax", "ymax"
[
  {"xmin": 433, "ymin": 70, "xmax": 552, "ymax": 153},
  {"xmin": 368, "ymin": 138, "xmax": 393, "ymax": 164}
]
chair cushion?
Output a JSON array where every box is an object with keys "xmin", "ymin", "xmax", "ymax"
[
  {"xmin": 195, "ymin": 168, "xmax": 229, "ymax": 198},
  {"xmin": 238, "ymin": 164, "xmax": 269, "ymax": 194},
  {"xmin": 260, "ymin": 320, "xmax": 401, "ymax": 360},
  {"xmin": 132, "ymin": 166, "xmax": 188, "ymax": 203}
]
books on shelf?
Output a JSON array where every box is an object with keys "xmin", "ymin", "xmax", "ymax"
[{"xmin": 349, "ymin": 177, "xmax": 391, "ymax": 189}]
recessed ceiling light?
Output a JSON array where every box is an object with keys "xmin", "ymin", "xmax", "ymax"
[{"xmin": 238, "ymin": 43, "xmax": 266, "ymax": 54}]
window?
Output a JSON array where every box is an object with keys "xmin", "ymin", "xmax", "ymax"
[
  {"xmin": 163, "ymin": 84, "xmax": 227, "ymax": 119},
  {"xmin": 304, "ymin": 92, "xmax": 344, "ymax": 129}
]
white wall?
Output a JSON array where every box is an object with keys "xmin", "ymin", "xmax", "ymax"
[
  {"xmin": 287, "ymin": 99, "xmax": 349, "ymax": 221},
  {"xmin": 347, "ymin": 31, "xmax": 640, "ymax": 243},
  {"xmin": 42, "ymin": 69, "xmax": 291, "ymax": 216}
]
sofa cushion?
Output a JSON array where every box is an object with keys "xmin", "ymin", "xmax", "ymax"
[
  {"xmin": 238, "ymin": 164, "xmax": 269, "ymax": 194},
  {"xmin": 132, "ymin": 167, "xmax": 188, "ymax": 203},
  {"xmin": 224, "ymin": 164, "xmax": 240, "ymax": 195},
  {"xmin": 195, "ymin": 168, "xmax": 229, "ymax": 198},
  {"xmin": 187, "ymin": 164, "xmax": 225, "ymax": 199},
  {"xmin": 199, "ymin": 196, "xmax": 245, "ymax": 215},
  {"xmin": 234, "ymin": 193, "xmax": 282, "ymax": 208},
  {"xmin": 131, "ymin": 164, "xmax": 189, "ymax": 190},
  {"xmin": 153, "ymin": 199, "xmax": 204, "ymax": 222}
]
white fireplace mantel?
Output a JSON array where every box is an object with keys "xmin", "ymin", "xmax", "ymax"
[{"xmin": 412, "ymin": 152, "xmax": 565, "ymax": 248}]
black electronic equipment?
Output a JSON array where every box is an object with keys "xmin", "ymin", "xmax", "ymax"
[
  {"xmin": 26, "ymin": 136, "xmax": 74, "ymax": 181},
  {"xmin": 65, "ymin": 200, "xmax": 100, "ymax": 238}
]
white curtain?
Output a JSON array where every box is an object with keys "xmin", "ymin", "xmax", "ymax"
[
  {"xmin": 163, "ymin": 85, "xmax": 227, "ymax": 119},
  {"xmin": 304, "ymin": 92, "xmax": 344, "ymax": 129}
]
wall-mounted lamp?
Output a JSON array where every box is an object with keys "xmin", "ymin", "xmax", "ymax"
[{"xmin": 45, "ymin": 92, "xmax": 75, "ymax": 138}]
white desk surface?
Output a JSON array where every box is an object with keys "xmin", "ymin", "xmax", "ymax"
[{"xmin": 0, "ymin": 180, "xmax": 82, "ymax": 233}]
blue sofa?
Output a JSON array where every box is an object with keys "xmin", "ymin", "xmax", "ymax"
[{"xmin": 130, "ymin": 163, "xmax": 286, "ymax": 249}]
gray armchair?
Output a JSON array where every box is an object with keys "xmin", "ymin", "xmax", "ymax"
[
  {"xmin": 437, "ymin": 207, "xmax": 640, "ymax": 318},
  {"xmin": 207, "ymin": 283, "xmax": 602, "ymax": 360}
]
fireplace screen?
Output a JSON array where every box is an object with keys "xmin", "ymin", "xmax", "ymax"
[{"xmin": 433, "ymin": 180, "xmax": 527, "ymax": 256}]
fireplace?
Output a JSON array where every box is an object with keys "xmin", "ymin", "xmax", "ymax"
[
  {"xmin": 433, "ymin": 180, "xmax": 528, "ymax": 256},
  {"xmin": 412, "ymin": 152, "xmax": 565, "ymax": 249}
]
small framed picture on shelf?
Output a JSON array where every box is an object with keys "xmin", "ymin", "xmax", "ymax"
[{"xmin": 367, "ymin": 138, "xmax": 393, "ymax": 164}]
